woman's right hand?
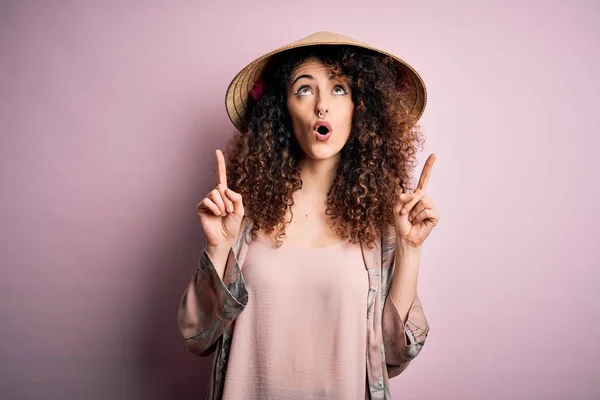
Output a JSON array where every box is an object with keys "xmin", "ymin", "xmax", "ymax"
[{"xmin": 196, "ymin": 149, "xmax": 245, "ymax": 251}]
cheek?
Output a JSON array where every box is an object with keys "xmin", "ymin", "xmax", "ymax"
[
  {"xmin": 286, "ymin": 103, "xmax": 302, "ymax": 132},
  {"xmin": 342, "ymin": 105, "xmax": 354, "ymax": 129},
  {"xmin": 287, "ymin": 100, "xmax": 310, "ymax": 123},
  {"xmin": 339, "ymin": 107, "xmax": 354, "ymax": 142},
  {"xmin": 286, "ymin": 99, "xmax": 297, "ymax": 120},
  {"xmin": 286, "ymin": 107, "xmax": 308, "ymax": 143}
]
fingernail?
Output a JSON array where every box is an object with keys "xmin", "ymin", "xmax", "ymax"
[{"xmin": 228, "ymin": 205, "xmax": 233, "ymax": 213}]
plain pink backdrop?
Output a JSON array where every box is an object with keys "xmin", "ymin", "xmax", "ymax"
[{"xmin": 1, "ymin": 1, "xmax": 598, "ymax": 399}]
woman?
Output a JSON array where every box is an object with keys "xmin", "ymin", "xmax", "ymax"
[{"xmin": 178, "ymin": 31, "xmax": 439, "ymax": 400}]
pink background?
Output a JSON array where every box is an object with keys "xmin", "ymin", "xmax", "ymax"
[{"xmin": 1, "ymin": 1, "xmax": 598, "ymax": 399}]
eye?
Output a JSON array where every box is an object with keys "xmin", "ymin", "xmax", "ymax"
[
  {"xmin": 295, "ymin": 86, "xmax": 313, "ymax": 96},
  {"xmin": 333, "ymin": 85, "xmax": 348, "ymax": 95}
]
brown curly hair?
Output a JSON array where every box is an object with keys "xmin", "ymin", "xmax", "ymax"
[{"xmin": 223, "ymin": 45, "xmax": 426, "ymax": 248}]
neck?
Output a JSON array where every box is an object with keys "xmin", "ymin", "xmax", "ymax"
[{"xmin": 297, "ymin": 154, "xmax": 340, "ymax": 198}]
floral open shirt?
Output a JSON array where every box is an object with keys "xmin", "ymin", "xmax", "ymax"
[{"xmin": 178, "ymin": 217, "xmax": 430, "ymax": 399}]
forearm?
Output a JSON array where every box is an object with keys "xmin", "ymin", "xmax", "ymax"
[{"xmin": 389, "ymin": 239, "xmax": 422, "ymax": 323}]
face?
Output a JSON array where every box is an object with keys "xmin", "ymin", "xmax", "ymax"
[{"xmin": 286, "ymin": 58, "xmax": 354, "ymax": 161}]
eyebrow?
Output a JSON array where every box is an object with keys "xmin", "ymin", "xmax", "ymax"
[{"xmin": 291, "ymin": 74, "xmax": 339, "ymax": 86}]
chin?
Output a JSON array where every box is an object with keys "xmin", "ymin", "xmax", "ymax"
[{"xmin": 305, "ymin": 145, "xmax": 343, "ymax": 160}]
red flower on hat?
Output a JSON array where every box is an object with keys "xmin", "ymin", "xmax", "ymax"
[
  {"xmin": 396, "ymin": 69, "xmax": 409, "ymax": 91},
  {"xmin": 249, "ymin": 77, "xmax": 264, "ymax": 101}
]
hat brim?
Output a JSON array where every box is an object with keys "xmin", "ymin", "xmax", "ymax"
[{"xmin": 225, "ymin": 31, "xmax": 427, "ymax": 132}]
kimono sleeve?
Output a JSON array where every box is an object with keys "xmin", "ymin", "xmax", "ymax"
[
  {"xmin": 382, "ymin": 291, "xmax": 430, "ymax": 377},
  {"xmin": 177, "ymin": 245, "xmax": 248, "ymax": 357}
]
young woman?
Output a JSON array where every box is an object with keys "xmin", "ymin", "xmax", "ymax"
[{"xmin": 178, "ymin": 31, "xmax": 439, "ymax": 400}]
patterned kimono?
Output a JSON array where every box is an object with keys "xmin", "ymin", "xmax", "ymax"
[{"xmin": 178, "ymin": 217, "xmax": 430, "ymax": 399}]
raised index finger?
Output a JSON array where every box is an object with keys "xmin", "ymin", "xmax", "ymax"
[
  {"xmin": 216, "ymin": 149, "xmax": 227, "ymax": 187},
  {"xmin": 417, "ymin": 153, "xmax": 436, "ymax": 191}
]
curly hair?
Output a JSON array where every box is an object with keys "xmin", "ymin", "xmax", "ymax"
[{"xmin": 223, "ymin": 45, "xmax": 426, "ymax": 248}]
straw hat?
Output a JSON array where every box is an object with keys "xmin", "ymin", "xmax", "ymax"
[{"xmin": 225, "ymin": 31, "xmax": 427, "ymax": 132}]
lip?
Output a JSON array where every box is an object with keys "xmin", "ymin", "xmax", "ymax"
[
  {"xmin": 313, "ymin": 121, "xmax": 333, "ymax": 142},
  {"xmin": 314, "ymin": 121, "xmax": 332, "ymax": 132},
  {"xmin": 313, "ymin": 129, "xmax": 332, "ymax": 142}
]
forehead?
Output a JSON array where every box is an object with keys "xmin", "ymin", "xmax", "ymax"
[{"xmin": 291, "ymin": 58, "xmax": 336, "ymax": 77}]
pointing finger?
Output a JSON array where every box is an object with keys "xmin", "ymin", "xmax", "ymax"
[
  {"xmin": 417, "ymin": 153, "xmax": 436, "ymax": 191},
  {"xmin": 216, "ymin": 149, "xmax": 228, "ymax": 187}
]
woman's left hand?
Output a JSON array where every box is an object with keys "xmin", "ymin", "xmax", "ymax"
[{"xmin": 393, "ymin": 153, "xmax": 440, "ymax": 248}]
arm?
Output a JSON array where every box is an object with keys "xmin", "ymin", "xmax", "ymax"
[
  {"xmin": 177, "ymin": 244, "xmax": 248, "ymax": 357},
  {"xmin": 382, "ymin": 241, "xmax": 430, "ymax": 377}
]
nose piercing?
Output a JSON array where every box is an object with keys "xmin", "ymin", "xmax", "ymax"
[{"xmin": 318, "ymin": 110, "xmax": 327, "ymax": 118}]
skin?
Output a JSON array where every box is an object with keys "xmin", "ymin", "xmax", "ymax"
[{"xmin": 286, "ymin": 57, "xmax": 354, "ymax": 186}]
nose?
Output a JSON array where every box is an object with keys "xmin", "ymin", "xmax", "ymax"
[
  {"xmin": 315, "ymin": 96, "xmax": 328, "ymax": 119},
  {"xmin": 316, "ymin": 106, "xmax": 328, "ymax": 119}
]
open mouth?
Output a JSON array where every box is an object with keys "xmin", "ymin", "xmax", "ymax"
[
  {"xmin": 317, "ymin": 125, "xmax": 330, "ymax": 135},
  {"xmin": 313, "ymin": 121, "xmax": 333, "ymax": 142},
  {"xmin": 314, "ymin": 121, "xmax": 332, "ymax": 134}
]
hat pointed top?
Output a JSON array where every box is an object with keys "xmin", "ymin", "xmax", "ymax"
[{"xmin": 285, "ymin": 31, "xmax": 366, "ymax": 48}]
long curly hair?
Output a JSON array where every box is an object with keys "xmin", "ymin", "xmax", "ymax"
[{"xmin": 223, "ymin": 45, "xmax": 426, "ymax": 248}]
